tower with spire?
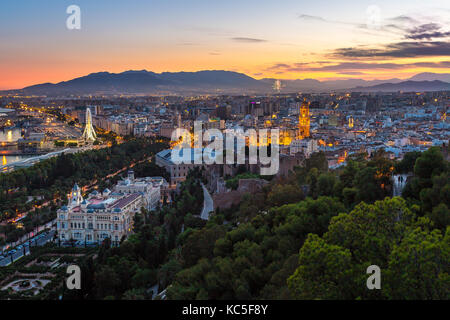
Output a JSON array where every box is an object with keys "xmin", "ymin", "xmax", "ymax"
[
  {"xmin": 298, "ymin": 98, "xmax": 310, "ymax": 139},
  {"xmin": 69, "ymin": 183, "xmax": 84, "ymax": 206}
]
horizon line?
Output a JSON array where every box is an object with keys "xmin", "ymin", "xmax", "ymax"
[{"xmin": 1, "ymin": 69, "xmax": 449, "ymax": 91}]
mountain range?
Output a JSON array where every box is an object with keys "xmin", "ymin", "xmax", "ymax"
[{"xmin": 3, "ymin": 70, "xmax": 450, "ymax": 95}]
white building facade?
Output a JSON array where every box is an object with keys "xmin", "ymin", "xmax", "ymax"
[
  {"xmin": 114, "ymin": 170, "xmax": 163, "ymax": 210},
  {"xmin": 56, "ymin": 172, "xmax": 168, "ymax": 246}
]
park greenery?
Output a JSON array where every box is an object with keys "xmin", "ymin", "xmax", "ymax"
[
  {"xmin": 0, "ymin": 244, "xmax": 97, "ymax": 300},
  {"xmin": 60, "ymin": 146, "xmax": 448, "ymax": 300},
  {"xmin": 1, "ymin": 206, "xmax": 56, "ymax": 243},
  {"xmin": 166, "ymin": 147, "xmax": 448, "ymax": 299},
  {"xmin": 63, "ymin": 169, "xmax": 205, "ymax": 300},
  {"xmin": 1, "ymin": 144, "xmax": 448, "ymax": 300}
]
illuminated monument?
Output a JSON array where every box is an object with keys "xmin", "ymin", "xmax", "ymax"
[
  {"xmin": 348, "ymin": 116, "xmax": 354, "ymax": 129},
  {"xmin": 81, "ymin": 108, "xmax": 97, "ymax": 142},
  {"xmin": 298, "ymin": 98, "xmax": 310, "ymax": 139}
]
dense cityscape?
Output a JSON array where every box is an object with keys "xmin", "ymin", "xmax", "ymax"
[
  {"xmin": 0, "ymin": 0, "xmax": 448, "ymax": 312},
  {"xmin": 0, "ymin": 88, "xmax": 448, "ymax": 300}
]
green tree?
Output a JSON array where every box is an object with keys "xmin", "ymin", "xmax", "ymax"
[
  {"xmin": 267, "ymin": 184, "xmax": 304, "ymax": 207},
  {"xmin": 122, "ymin": 288, "xmax": 146, "ymax": 300},
  {"xmin": 317, "ymin": 173, "xmax": 336, "ymax": 197},
  {"xmin": 354, "ymin": 167, "xmax": 384, "ymax": 203},
  {"xmin": 428, "ymin": 203, "xmax": 450, "ymax": 230},
  {"xmin": 305, "ymin": 152, "xmax": 328, "ymax": 173},
  {"xmin": 288, "ymin": 198, "xmax": 448, "ymax": 300},
  {"xmin": 95, "ymin": 265, "xmax": 120, "ymax": 298},
  {"xmin": 325, "ymin": 197, "xmax": 415, "ymax": 266},
  {"xmin": 288, "ymin": 234, "xmax": 355, "ymax": 300},
  {"xmin": 131, "ymin": 268, "xmax": 156, "ymax": 289},
  {"xmin": 414, "ymin": 147, "xmax": 446, "ymax": 181},
  {"xmin": 395, "ymin": 151, "xmax": 421, "ymax": 174},
  {"xmin": 385, "ymin": 226, "xmax": 449, "ymax": 299}
]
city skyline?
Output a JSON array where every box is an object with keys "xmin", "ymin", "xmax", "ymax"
[
  {"xmin": 0, "ymin": 0, "xmax": 449, "ymax": 305},
  {"xmin": 1, "ymin": 0, "xmax": 449, "ymax": 90}
]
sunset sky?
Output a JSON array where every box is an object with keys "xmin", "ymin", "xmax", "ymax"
[{"xmin": 0, "ymin": 0, "xmax": 449, "ymax": 89}]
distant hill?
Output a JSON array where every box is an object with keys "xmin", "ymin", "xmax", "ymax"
[
  {"xmin": 351, "ymin": 80, "xmax": 450, "ymax": 92},
  {"xmin": 261, "ymin": 78, "xmax": 404, "ymax": 92},
  {"xmin": 3, "ymin": 70, "xmax": 450, "ymax": 95},
  {"xmin": 13, "ymin": 70, "xmax": 267, "ymax": 95},
  {"xmin": 409, "ymin": 72, "xmax": 450, "ymax": 83}
]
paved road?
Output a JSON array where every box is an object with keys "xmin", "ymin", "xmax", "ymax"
[
  {"xmin": 200, "ymin": 184, "xmax": 214, "ymax": 220},
  {"xmin": 0, "ymin": 148, "xmax": 73, "ymax": 172},
  {"xmin": 1, "ymin": 220, "xmax": 55, "ymax": 252},
  {"xmin": 0, "ymin": 230, "xmax": 55, "ymax": 266}
]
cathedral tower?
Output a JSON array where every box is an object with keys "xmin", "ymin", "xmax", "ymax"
[{"xmin": 298, "ymin": 98, "xmax": 310, "ymax": 139}]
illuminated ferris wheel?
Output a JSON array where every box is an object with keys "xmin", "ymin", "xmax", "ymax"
[{"xmin": 273, "ymin": 79, "xmax": 282, "ymax": 93}]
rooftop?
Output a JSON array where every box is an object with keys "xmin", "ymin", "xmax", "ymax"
[{"xmin": 111, "ymin": 193, "xmax": 141, "ymax": 209}]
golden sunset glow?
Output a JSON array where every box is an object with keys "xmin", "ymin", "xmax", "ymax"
[{"xmin": 0, "ymin": 1, "xmax": 449, "ymax": 89}]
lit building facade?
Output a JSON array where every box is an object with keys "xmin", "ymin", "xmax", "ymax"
[
  {"xmin": 298, "ymin": 99, "xmax": 311, "ymax": 139},
  {"xmin": 114, "ymin": 170, "xmax": 164, "ymax": 210},
  {"xmin": 56, "ymin": 184, "xmax": 142, "ymax": 246},
  {"xmin": 56, "ymin": 173, "xmax": 166, "ymax": 246}
]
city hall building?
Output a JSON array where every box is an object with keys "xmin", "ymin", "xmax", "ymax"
[{"xmin": 56, "ymin": 171, "xmax": 167, "ymax": 245}]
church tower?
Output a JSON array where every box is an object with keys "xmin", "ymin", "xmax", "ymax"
[
  {"xmin": 348, "ymin": 116, "xmax": 354, "ymax": 129},
  {"xmin": 298, "ymin": 98, "xmax": 310, "ymax": 139},
  {"xmin": 70, "ymin": 183, "xmax": 83, "ymax": 206}
]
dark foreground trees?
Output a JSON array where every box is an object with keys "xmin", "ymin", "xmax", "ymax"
[
  {"xmin": 167, "ymin": 148, "xmax": 449, "ymax": 300},
  {"xmin": 167, "ymin": 197, "xmax": 346, "ymax": 299},
  {"xmin": 288, "ymin": 197, "xmax": 449, "ymax": 300}
]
